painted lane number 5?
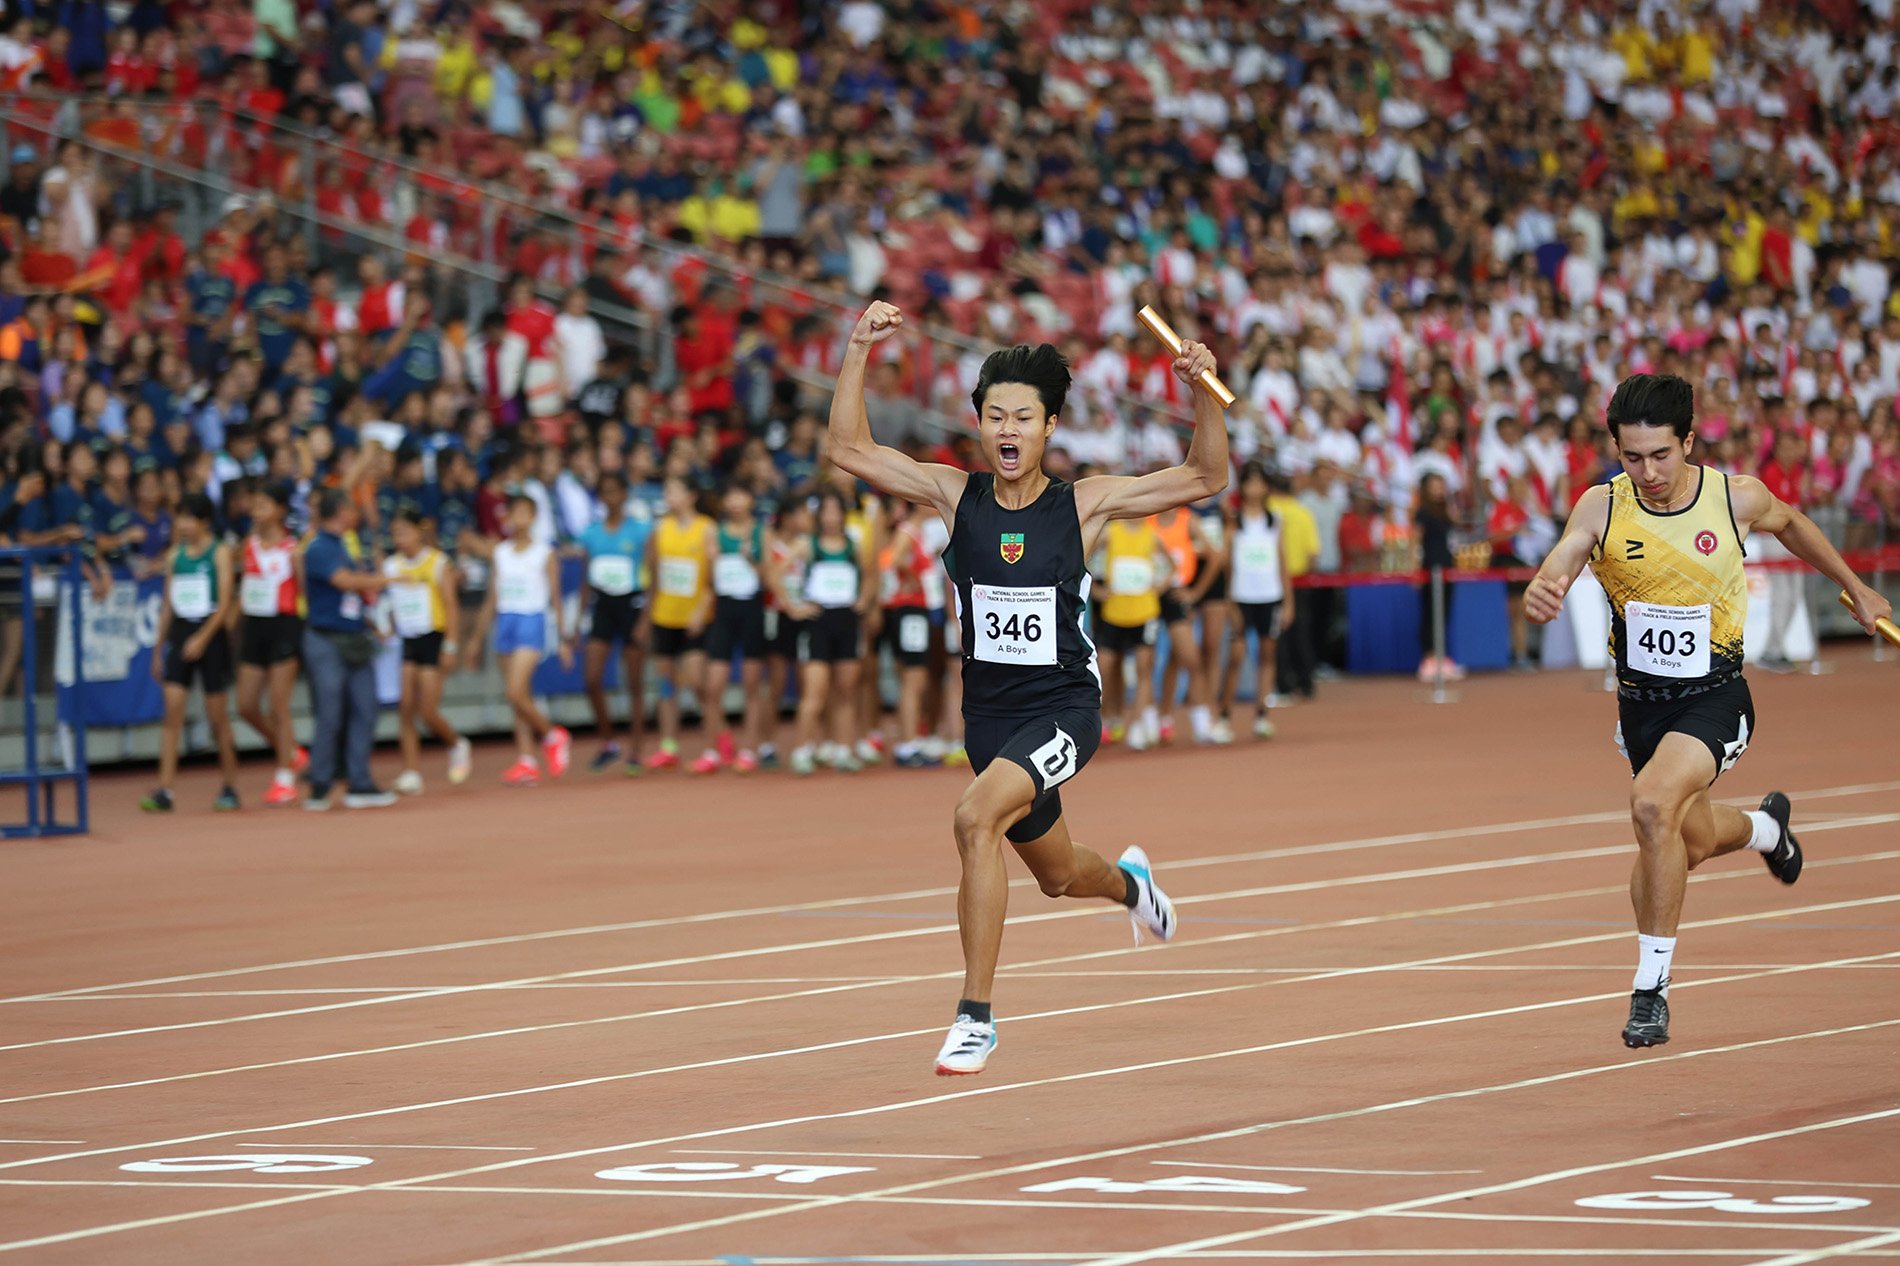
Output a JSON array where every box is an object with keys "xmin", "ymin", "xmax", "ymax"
[{"xmin": 595, "ymin": 1162, "xmax": 872, "ymax": 1185}]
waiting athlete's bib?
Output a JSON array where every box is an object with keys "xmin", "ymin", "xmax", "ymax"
[
  {"xmin": 240, "ymin": 574, "xmax": 280, "ymax": 618},
  {"xmin": 390, "ymin": 582, "xmax": 434, "ymax": 637},
  {"xmin": 1625, "ymin": 602, "xmax": 1710, "ymax": 679},
  {"xmin": 657, "ymin": 557, "xmax": 699, "ymax": 598},
  {"xmin": 1109, "ymin": 556, "xmax": 1155, "ymax": 597},
  {"xmin": 498, "ymin": 571, "xmax": 536, "ymax": 611},
  {"xmin": 971, "ymin": 583, "xmax": 1056, "ymax": 665},
  {"xmin": 588, "ymin": 555, "xmax": 635, "ymax": 596},
  {"xmin": 897, "ymin": 611, "xmax": 931, "ymax": 654},
  {"xmin": 713, "ymin": 554, "xmax": 760, "ymax": 600},
  {"xmin": 806, "ymin": 560, "xmax": 857, "ymax": 609},
  {"xmin": 171, "ymin": 573, "xmax": 214, "ymax": 620}
]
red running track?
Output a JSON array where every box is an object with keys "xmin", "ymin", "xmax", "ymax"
[{"xmin": 1, "ymin": 653, "xmax": 1898, "ymax": 1266}]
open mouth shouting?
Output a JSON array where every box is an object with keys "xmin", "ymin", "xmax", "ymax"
[{"xmin": 997, "ymin": 442, "xmax": 1022, "ymax": 474}]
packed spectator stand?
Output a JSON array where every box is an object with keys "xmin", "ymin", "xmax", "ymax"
[{"xmin": 2, "ymin": 0, "xmax": 1898, "ymax": 793}]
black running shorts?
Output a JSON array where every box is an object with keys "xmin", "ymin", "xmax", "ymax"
[
  {"xmin": 238, "ymin": 613, "xmax": 302, "ymax": 667},
  {"xmin": 1093, "ymin": 611, "xmax": 1157, "ymax": 655},
  {"xmin": 882, "ymin": 607, "xmax": 934, "ymax": 668},
  {"xmin": 402, "ymin": 631, "xmax": 445, "ymax": 667},
  {"xmin": 163, "ymin": 619, "xmax": 234, "ymax": 694},
  {"xmin": 1235, "ymin": 601, "xmax": 1283, "ymax": 639},
  {"xmin": 588, "ymin": 590, "xmax": 644, "ymax": 645},
  {"xmin": 1616, "ymin": 674, "xmax": 1755, "ymax": 781},
  {"xmin": 706, "ymin": 596, "xmax": 767, "ymax": 661},
  {"xmin": 964, "ymin": 707, "xmax": 1101, "ymax": 844},
  {"xmin": 802, "ymin": 607, "xmax": 860, "ymax": 663}
]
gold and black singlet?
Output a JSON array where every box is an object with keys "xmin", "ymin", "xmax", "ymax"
[{"xmin": 1588, "ymin": 467, "xmax": 1747, "ymax": 702}]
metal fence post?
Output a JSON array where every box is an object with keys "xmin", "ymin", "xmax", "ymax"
[{"xmin": 1429, "ymin": 566, "xmax": 1450, "ymax": 704}]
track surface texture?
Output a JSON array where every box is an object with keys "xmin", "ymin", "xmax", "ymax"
[{"xmin": 3, "ymin": 653, "xmax": 1898, "ymax": 1266}]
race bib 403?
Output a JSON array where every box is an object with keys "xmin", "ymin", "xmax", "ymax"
[{"xmin": 1626, "ymin": 601, "xmax": 1711, "ymax": 679}]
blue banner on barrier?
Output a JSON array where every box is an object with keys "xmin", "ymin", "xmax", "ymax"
[{"xmin": 55, "ymin": 577, "xmax": 168, "ymax": 728}]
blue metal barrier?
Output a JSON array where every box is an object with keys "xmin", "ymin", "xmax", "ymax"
[{"xmin": 2, "ymin": 548, "xmax": 88, "ymax": 837}]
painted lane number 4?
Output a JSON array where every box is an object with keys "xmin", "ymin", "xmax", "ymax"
[
  {"xmin": 1022, "ymin": 1175, "xmax": 1308, "ymax": 1196},
  {"xmin": 1577, "ymin": 1190, "xmax": 1871, "ymax": 1215}
]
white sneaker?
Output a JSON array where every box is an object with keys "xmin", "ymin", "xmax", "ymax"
[
  {"xmin": 1127, "ymin": 719, "xmax": 1152, "ymax": 752},
  {"xmin": 1118, "ymin": 845, "xmax": 1177, "ymax": 945},
  {"xmin": 791, "ymin": 746, "xmax": 817, "ymax": 777},
  {"xmin": 934, "ymin": 1014, "xmax": 998, "ymax": 1076},
  {"xmin": 1253, "ymin": 715, "xmax": 1276, "ymax": 740},
  {"xmin": 394, "ymin": 770, "xmax": 424, "ymax": 796},
  {"xmin": 448, "ymin": 738, "xmax": 472, "ymax": 785},
  {"xmin": 1210, "ymin": 718, "xmax": 1234, "ymax": 745}
]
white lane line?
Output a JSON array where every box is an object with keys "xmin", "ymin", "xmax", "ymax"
[
  {"xmin": 449, "ymin": 999, "xmax": 1900, "ymax": 1265},
  {"xmin": 1653, "ymin": 1175, "xmax": 1900, "ymax": 1191},
  {"xmin": 16, "ymin": 778, "xmax": 1896, "ymax": 1006},
  {"xmin": 5, "ymin": 857, "xmax": 1885, "ymax": 1112},
  {"xmin": 1747, "ymin": 1231, "xmax": 1900, "ymax": 1264},
  {"xmin": 7, "ymin": 942, "xmax": 1881, "ymax": 1261},
  {"xmin": 232, "ymin": 1143, "xmax": 535, "ymax": 1152},
  {"xmin": 12, "ymin": 819, "xmax": 1898, "ymax": 1059},
  {"xmin": 0, "ymin": 1140, "xmax": 83, "ymax": 1145},
  {"xmin": 1151, "ymin": 1161, "xmax": 1481, "ymax": 1176},
  {"xmin": 674, "ymin": 1150, "xmax": 981, "ymax": 1161},
  {"xmin": 1062, "ymin": 1106, "xmax": 1900, "ymax": 1266},
  {"xmin": 0, "ymin": 840, "xmax": 1655, "ymax": 1056},
  {"xmin": 31, "ymin": 979, "xmax": 916, "ymax": 1000}
]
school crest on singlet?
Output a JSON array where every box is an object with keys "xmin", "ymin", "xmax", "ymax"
[{"xmin": 1000, "ymin": 532, "xmax": 1024, "ymax": 564}]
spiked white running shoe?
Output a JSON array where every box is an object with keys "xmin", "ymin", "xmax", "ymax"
[
  {"xmin": 934, "ymin": 1014, "xmax": 997, "ymax": 1076},
  {"xmin": 1118, "ymin": 845, "xmax": 1177, "ymax": 944}
]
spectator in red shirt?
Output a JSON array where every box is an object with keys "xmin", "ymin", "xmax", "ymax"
[
  {"xmin": 1758, "ymin": 427, "xmax": 1808, "ymax": 508},
  {"xmin": 18, "ymin": 218, "xmax": 77, "ymax": 290},
  {"xmin": 503, "ymin": 274, "xmax": 557, "ymax": 359},
  {"xmin": 670, "ymin": 304, "xmax": 735, "ymax": 415},
  {"xmin": 132, "ymin": 202, "xmax": 187, "ymax": 284},
  {"xmin": 77, "ymin": 220, "xmax": 145, "ymax": 315}
]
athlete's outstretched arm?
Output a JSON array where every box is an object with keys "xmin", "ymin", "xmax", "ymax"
[
  {"xmin": 828, "ymin": 301, "xmax": 968, "ymax": 521},
  {"xmin": 1524, "ymin": 483, "xmax": 1609, "ymax": 625},
  {"xmin": 1731, "ymin": 475, "xmax": 1894, "ymax": 633},
  {"xmin": 1077, "ymin": 342, "xmax": 1229, "ymax": 535}
]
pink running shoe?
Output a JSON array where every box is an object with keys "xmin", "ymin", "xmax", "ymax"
[
  {"xmin": 291, "ymin": 746, "xmax": 309, "ymax": 774},
  {"xmin": 689, "ymin": 750, "xmax": 723, "ymax": 775},
  {"xmin": 502, "ymin": 758, "xmax": 541, "ymax": 786},
  {"xmin": 542, "ymin": 725, "xmax": 572, "ymax": 778},
  {"xmin": 263, "ymin": 782, "xmax": 298, "ymax": 807},
  {"xmin": 733, "ymin": 750, "xmax": 760, "ymax": 774},
  {"xmin": 643, "ymin": 747, "xmax": 680, "ymax": 771},
  {"xmin": 715, "ymin": 730, "xmax": 737, "ymax": 765}
]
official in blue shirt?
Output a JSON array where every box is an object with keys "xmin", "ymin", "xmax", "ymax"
[
  {"xmin": 242, "ymin": 244, "xmax": 311, "ymax": 372},
  {"xmin": 300, "ymin": 488, "xmax": 395, "ymax": 809}
]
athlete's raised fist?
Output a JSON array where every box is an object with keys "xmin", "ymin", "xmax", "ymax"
[
  {"xmin": 1171, "ymin": 340, "xmax": 1217, "ymax": 388},
  {"xmin": 850, "ymin": 301, "xmax": 904, "ymax": 346},
  {"xmin": 1523, "ymin": 570, "xmax": 1569, "ymax": 625}
]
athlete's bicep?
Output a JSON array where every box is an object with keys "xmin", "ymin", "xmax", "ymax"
[
  {"xmin": 835, "ymin": 444, "xmax": 965, "ymax": 519},
  {"xmin": 1077, "ymin": 470, "xmax": 1205, "ymax": 528}
]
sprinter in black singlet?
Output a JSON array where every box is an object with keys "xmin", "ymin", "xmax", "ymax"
[{"xmin": 829, "ymin": 300, "xmax": 1232, "ymax": 1076}]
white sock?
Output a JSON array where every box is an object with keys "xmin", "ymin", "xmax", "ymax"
[
  {"xmin": 1190, "ymin": 705, "xmax": 1212, "ymax": 739},
  {"xmin": 1745, "ymin": 809, "xmax": 1780, "ymax": 853},
  {"xmin": 1634, "ymin": 934, "xmax": 1676, "ymax": 993},
  {"xmin": 1141, "ymin": 705, "xmax": 1159, "ymax": 733}
]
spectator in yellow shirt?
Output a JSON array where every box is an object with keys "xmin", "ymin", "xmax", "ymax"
[{"xmin": 1268, "ymin": 471, "xmax": 1321, "ymax": 700}]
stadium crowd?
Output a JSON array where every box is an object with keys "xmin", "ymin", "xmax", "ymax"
[{"xmin": 3, "ymin": 0, "xmax": 1900, "ymax": 807}]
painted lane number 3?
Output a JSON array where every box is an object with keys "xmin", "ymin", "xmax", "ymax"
[{"xmin": 1577, "ymin": 1190, "xmax": 1871, "ymax": 1215}]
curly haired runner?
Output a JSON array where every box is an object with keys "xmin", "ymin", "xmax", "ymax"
[
  {"xmin": 1525, "ymin": 373, "xmax": 1893, "ymax": 1050},
  {"xmin": 829, "ymin": 300, "xmax": 1231, "ymax": 1076}
]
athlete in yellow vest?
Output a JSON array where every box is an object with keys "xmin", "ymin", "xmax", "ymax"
[
  {"xmin": 1525, "ymin": 372, "xmax": 1891, "ymax": 1050},
  {"xmin": 643, "ymin": 475, "xmax": 714, "ymax": 769},
  {"xmin": 383, "ymin": 509, "xmax": 470, "ymax": 794},
  {"xmin": 1092, "ymin": 517, "xmax": 1170, "ymax": 750}
]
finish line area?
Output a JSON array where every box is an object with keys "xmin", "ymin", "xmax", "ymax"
[{"xmin": 2, "ymin": 658, "xmax": 1896, "ymax": 1266}]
